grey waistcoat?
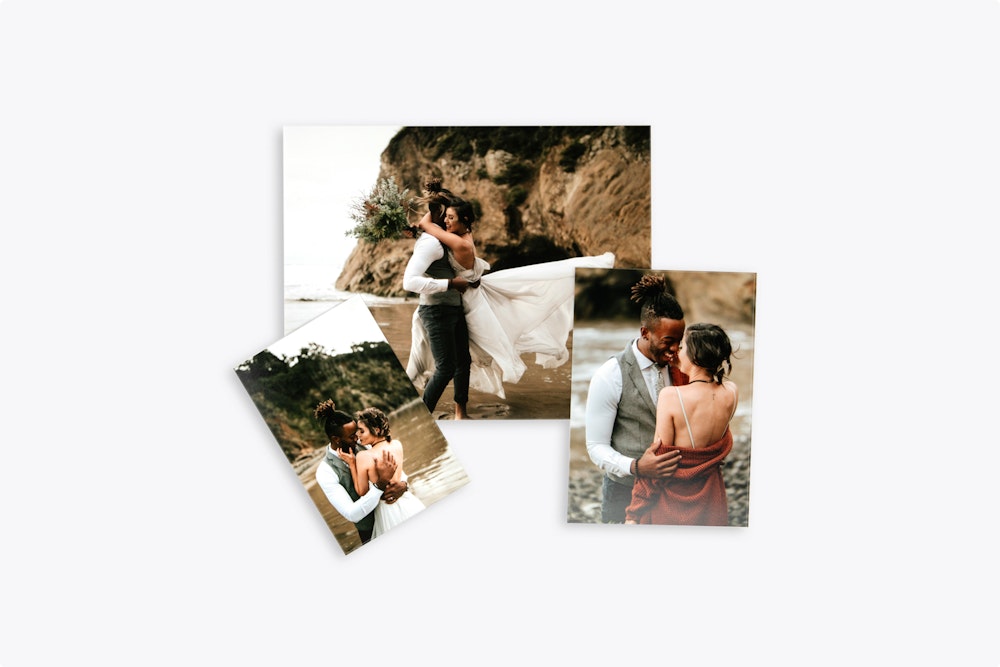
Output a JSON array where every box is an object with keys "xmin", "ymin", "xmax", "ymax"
[
  {"xmin": 608, "ymin": 345, "xmax": 658, "ymax": 488},
  {"xmin": 420, "ymin": 240, "xmax": 461, "ymax": 307},
  {"xmin": 324, "ymin": 449, "xmax": 375, "ymax": 533}
]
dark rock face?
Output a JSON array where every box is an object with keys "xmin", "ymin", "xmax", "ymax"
[
  {"xmin": 574, "ymin": 268, "xmax": 756, "ymax": 329},
  {"xmin": 336, "ymin": 126, "xmax": 652, "ymax": 296}
]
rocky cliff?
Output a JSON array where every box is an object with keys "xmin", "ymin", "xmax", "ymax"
[{"xmin": 336, "ymin": 126, "xmax": 652, "ymax": 296}]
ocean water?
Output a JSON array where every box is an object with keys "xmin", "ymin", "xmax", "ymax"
[
  {"xmin": 284, "ymin": 262, "xmax": 347, "ymax": 302},
  {"xmin": 283, "ymin": 262, "xmax": 413, "ymax": 334}
]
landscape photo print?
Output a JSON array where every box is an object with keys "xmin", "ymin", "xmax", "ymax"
[{"xmin": 283, "ymin": 125, "xmax": 653, "ymax": 421}]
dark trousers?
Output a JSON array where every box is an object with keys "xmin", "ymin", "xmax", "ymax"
[
  {"xmin": 418, "ymin": 304, "xmax": 471, "ymax": 412},
  {"xmin": 601, "ymin": 476, "xmax": 634, "ymax": 523}
]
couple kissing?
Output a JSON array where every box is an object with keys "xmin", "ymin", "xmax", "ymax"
[{"xmin": 313, "ymin": 400, "xmax": 426, "ymax": 544}]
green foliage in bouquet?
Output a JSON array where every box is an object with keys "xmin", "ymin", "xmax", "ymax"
[{"xmin": 346, "ymin": 176, "xmax": 415, "ymax": 242}]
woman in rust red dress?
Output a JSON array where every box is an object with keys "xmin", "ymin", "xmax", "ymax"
[{"xmin": 625, "ymin": 322, "xmax": 738, "ymax": 526}]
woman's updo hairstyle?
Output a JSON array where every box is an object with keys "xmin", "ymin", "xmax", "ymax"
[
  {"xmin": 630, "ymin": 274, "xmax": 684, "ymax": 329},
  {"xmin": 313, "ymin": 399, "xmax": 355, "ymax": 439},
  {"xmin": 683, "ymin": 323, "xmax": 733, "ymax": 384},
  {"xmin": 355, "ymin": 407, "xmax": 392, "ymax": 442}
]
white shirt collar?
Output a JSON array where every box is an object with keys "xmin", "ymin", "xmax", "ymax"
[{"xmin": 631, "ymin": 338, "xmax": 657, "ymax": 371}]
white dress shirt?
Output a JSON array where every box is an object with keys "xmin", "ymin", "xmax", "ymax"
[
  {"xmin": 314, "ymin": 446, "xmax": 384, "ymax": 523},
  {"xmin": 402, "ymin": 233, "xmax": 449, "ymax": 295},
  {"xmin": 584, "ymin": 338, "xmax": 671, "ymax": 479}
]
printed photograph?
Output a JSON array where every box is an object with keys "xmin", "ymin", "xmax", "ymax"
[
  {"xmin": 235, "ymin": 296, "xmax": 470, "ymax": 555},
  {"xmin": 568, "ymin": 268, "xmax": 756, "ymax": 527},
  {"xmin": 284, "ymin": 125, "xmax": 653, "ymax": 420}
]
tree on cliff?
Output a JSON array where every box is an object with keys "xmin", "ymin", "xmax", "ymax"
[{"xmin": 236, "ymin": 341, "xmax": 419, "ymax": 462}]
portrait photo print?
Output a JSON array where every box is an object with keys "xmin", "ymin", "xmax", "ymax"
[
  {"xmin": 283, "ymin": 125, "xmax": 653, "ymax": 421},
  {"xmin": 568, "ymin": 268, "xmax": 756, "ymax": 527},
  {"xmin": 235, "ymin": 296, "xmax": 470, "ymax": 555}
]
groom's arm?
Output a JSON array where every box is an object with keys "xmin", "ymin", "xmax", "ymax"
[
  {"xmin": 373, "ymin": 451, "xmax": 407, "ymax": 504},
  {"xmin": 403, "ymin": 234, "xmax": 449, "ymax": 294},
  {"xmin": 584, "ymin": 358, "xmax": 636, "ymax": 479},
  {"xmin": 315, "ymin": 464, "xmax": 383, "ymax": 523},
  {"xmin": 586, "ymin": 357, "xmax": 681, "ymax": 480},
  {"xmin": 381, "ymin": 476, "xmax": 408, "ymax": 504}
]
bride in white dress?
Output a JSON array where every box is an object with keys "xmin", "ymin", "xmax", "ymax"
[
  {"xmin": 344, "ymin": 407, "xmax": 425, "ymax": 538},
  {"xmin": 405, "ymin": 186, "xmax": 615, "ymax": 401}
]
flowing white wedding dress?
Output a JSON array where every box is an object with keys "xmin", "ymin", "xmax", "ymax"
[
  {"xmin": 406, "ymin": 251, "xmax": 616, "ymax": 398},
  {"xmin": 371, "ymin": 444, "xmax": 426, "ymax": 538}
]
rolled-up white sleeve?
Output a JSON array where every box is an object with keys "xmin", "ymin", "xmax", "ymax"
[
  {"xmin": 315, "ymin": 462, "xmax": 383, "ymax": 523},
  {"xmin": 585, "ymin": 357, "xmax": 636, "ymax": 479},
  {"xmin": 403, "ymin": 234, "xmax": 449, "ymax": 294}
]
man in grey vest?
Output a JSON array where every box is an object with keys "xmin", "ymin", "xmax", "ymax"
[
  {"xmin": 315, "ymin": 409, "xmax": 408, "ymax": 544},
  {"xmin": 402, "ymin": 205, "xmax": 473, "ymax": 418},
  {"xmin": 584, "ymin": 274, "xmax": 688, "ymax": 523}
]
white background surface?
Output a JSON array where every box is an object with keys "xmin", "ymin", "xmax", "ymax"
[
  {"xmin": 283, "ymin": 125, "xmax": 400, "ymax": 280},
  {"xmin": 1, "ymin": 2, "xmax": 998, "ymax": 665}
]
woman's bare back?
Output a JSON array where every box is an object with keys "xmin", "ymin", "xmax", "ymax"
[{"xmin": 657, "ymin": 381, "xmax": 738, "ymax": 449}]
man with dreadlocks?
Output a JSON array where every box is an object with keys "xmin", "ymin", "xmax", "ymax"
[
  {"xmin": 584, "ymin": 274, "xmax": 689, "ymax": 523},
  {"xmin": 312, "ymin": 399, "xmax": 409, "ymax": 545}
]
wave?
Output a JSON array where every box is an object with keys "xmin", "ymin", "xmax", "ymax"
[{"xmin": 285, "ymin": 263, "xmax": 412, "ymax": 305}]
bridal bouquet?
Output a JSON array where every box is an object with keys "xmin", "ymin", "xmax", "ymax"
[{"xmin": 346, "ymin": 176, "xmax": 416, "ymax": 243}]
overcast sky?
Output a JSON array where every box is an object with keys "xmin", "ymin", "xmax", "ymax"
[{"xmin": 283, "ymin": 125, "xmax": 403, "ymax": 270}]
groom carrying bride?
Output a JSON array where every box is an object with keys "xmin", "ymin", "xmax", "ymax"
[
  {"xmin": 402, "ymin": 188, "xmax": 474, "ymax": 420},
  {"xmin": 402, "ymin": 178, "xmax": 616, "ymax": 420}
]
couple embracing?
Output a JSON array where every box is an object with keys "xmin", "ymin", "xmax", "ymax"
[
  {"xmin": 313, "ymin": 400, "xmax": 425, "ymax": 545},
  {"xmin": 403, "ymin": 179, "xmax": 615, "ymax": 418},
  {"xmin": 586, "ymin": 274, "xmax": 741, "ymax": 526}
]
